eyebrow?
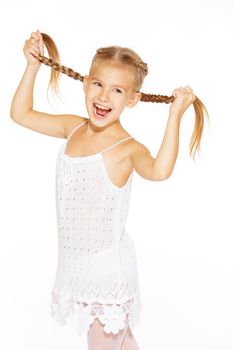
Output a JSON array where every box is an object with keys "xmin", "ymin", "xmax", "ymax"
[{"xmin": 90, "ymin": 76, "xmax": 127, "ymax": 92}]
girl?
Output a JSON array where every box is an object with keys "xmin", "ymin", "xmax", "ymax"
[{"xmin": 10, "ymin": 30, "xmax": 208, "ymax": 350}]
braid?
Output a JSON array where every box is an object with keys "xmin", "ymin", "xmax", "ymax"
[
  {"xmin": 140, "ymin": 93, "xmax": 175, "ymax": 103},
  {"xmin": 134, "ymin": 60, "xmax": 148, "ymax": 75},
  {"xmin": 36, "ymin": 54, "xmax": 84, "ymax": 82},
  {"xmin": 36, "ymin": 53, "xmax": 175, "ymax": 103}
]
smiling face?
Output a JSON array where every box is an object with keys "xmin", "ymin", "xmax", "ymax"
[{"xmin": 83, "ymin": 62, "xmax": 141, "ymax": 128}]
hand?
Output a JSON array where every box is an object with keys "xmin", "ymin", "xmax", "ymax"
[
  {"xmin": 169, "ymin": 86, "xmax": 196, "ymax": 119},
  {"xmin": 23, "ymin": 29, "xmax": 44, "ymax": 67}
]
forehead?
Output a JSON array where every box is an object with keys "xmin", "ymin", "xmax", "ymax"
[{"xmin": 89, "ymin": 63, "xmax": 135, "ymax": 90}]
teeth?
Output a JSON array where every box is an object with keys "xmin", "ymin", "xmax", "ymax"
[{"xmin": 94, "ymin": 103, "xmax": 111, "ymax": 110}]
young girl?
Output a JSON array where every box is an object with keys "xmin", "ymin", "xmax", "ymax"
[{"xmin": 10, "ymin": 30, "xmax": 208, "ymax": 350}]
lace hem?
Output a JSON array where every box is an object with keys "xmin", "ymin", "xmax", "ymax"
[{"xmin": 49, "ymin": 292, "xmax": 142, "ymax": 336}]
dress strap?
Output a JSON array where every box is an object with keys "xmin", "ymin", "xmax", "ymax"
[
  {"xmin": 100, "ymin": 136, "xmax": 133, "ymax": 154},
  {"xmin": 67, "ymin": 120, "xmax": 88, "ymax": 140}
]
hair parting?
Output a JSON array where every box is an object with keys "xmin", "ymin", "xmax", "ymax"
[{"xmin": 37, "ymin": 32, "xmax": 209, "ymax": 160}]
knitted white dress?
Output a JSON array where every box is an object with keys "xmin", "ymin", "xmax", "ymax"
[{"xmin": 49, "ymin": 120, "xmax": 142, "ymax": 336}]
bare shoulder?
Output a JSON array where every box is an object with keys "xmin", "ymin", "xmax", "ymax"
[
  {"xmin": 63, "ymin": 115, "xmax": 88, "ymax": 138},
  {"xmin": 128, "ymin": 138, "xmax": 152, "ymax": 161},
  {"xmin": 11, "ymin": 108, "xmax": 88, "ymax": 139},
  {"xmin": 127, "ymin": 138, "xmax": 156, "ymax": 180}
]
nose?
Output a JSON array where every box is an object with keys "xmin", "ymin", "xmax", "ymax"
[{"xmin": 98, "ymin": 87, "xmax": 109, "ymax": 102}]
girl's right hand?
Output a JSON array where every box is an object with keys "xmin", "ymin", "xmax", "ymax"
[{"xmin": 23, "ymin": 30, "xmax": 44, "ymax": 67}]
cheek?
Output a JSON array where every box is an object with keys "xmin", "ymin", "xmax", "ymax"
[
  {"xmin": 118, "ymin": 97, "xmax": 129, "ymax": 110},
  {"xmin": 113, "ymin": 102, "xmax": 127, "ymax": 115},
  {"xmin": 112, "ymin": 93, "xmax": 126, "ymax": 105},
  {"xmin": 85, "ymin": 88, "xmax": 95, "ymax": 102},
  {"xmin": 85, "ymin": 94, "xmax": 91, "ymax": 110}
]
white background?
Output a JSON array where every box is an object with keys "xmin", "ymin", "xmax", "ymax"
[{"xmin": 0, "ymin": 0, "xmax": 233, "ymax": 349}]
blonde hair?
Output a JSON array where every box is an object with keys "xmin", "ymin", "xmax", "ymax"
[
  {"xmin": 89, "ymin": 46, "xmax": 148, "ymax": 92},
  {"xmin": 36, "ymin": 33, "xmax": 209, "ymax": 159}
]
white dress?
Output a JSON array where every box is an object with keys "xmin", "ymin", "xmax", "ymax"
[{"xmin": 49, "ymin": 120, "xmax": 142, "ymax": 336}]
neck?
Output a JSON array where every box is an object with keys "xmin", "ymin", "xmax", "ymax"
[{"xmin": 87, "ymin": 118, "xmax": 123, "ymax": 137}]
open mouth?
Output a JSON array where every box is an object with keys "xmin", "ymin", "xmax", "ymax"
[{"xmin": 93, "ymin": 103, "xmax": 112, "ymax": 119}]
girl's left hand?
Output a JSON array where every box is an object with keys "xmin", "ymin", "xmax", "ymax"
[{"xmin": 170, "ymin": 86, "xmax": 196, "ymax": 119}]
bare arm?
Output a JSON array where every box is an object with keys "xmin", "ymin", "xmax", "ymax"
[
  {"xmin": 151, "ymin": 112, "xmax": 181, "ymax": 178},
  {"xmin": 131, "ymin": 86, "xmax": 196, "ymax": 180},
  {"xmin": 130, "ymin": 117, "xmax": 180, "ymax": 181},
  {"xmin": 10, "ymin": 30, "xmax": 83, "ymax": 138}
]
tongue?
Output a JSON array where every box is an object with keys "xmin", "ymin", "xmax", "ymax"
[{"xmin": 96, "ymin": 107, "xmax": 110, "ymax": 117}]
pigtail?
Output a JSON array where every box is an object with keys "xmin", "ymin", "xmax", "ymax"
[
  {"xmin": 140, "ymin": 93, "xmax": 175, "ymax": 103},
  {"xmin": 189, "ymin": 97, "xmax": 209, "ymax": 159},
  {"xmin": 36, "ymin": 33, "xmax": 209, "ymax": 160},
  {"xmin": 140, "ymin": 92, "xmax": 209, "ymax": 159},
  {"xmin": 38, "ymin": 33, "xmax": 61, "ymax": 96},
  {"xmin": 37, "ymin": 33, "xmax": 84, "ymax": 97}
]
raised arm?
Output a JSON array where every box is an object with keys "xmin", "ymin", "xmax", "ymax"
[
  {"xmin": 131, "ymin": 86, "xmax": 196, "ymax": 180},
  {"xmin": 10, "ymin": 30, "xmax": 83, "ymax": 138}
]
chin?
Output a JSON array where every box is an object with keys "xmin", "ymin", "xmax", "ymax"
[
  {"xmin": 91, "ymin": 114, "xmax": 107, "ymax": 124},
  {"xmin": 90, "ymin": 109, "xmax": 111, "ymax": 124}
]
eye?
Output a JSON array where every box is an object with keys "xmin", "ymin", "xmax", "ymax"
[
  {"xmin": 114, "ymin": 88, "xmax": 122, "ymax": 94},
  {"xmin": 93, "ymin": 81, "xmax": 102, "ymax": 87}
]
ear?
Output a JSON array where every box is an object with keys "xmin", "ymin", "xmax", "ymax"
[
  {"xmin": 83, "ymin": 75, "xmax": 89, "ymax": 93},
  {"xmin": 127, "ymin": 92, "xmax": 142, "ymax": 108}
]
